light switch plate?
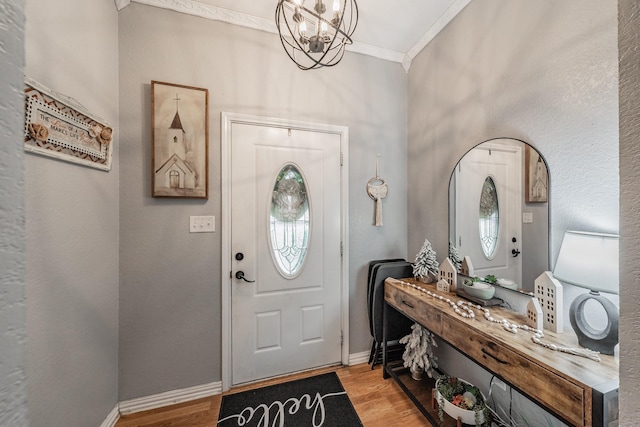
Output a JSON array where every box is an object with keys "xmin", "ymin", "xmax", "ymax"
[
  {"xmin": 523, "ymin": 212, "xmax": 533, "ymax": 224},
  {"xmin": 190, "ymin": 215, "xmax": 215, "ymax": 233}
]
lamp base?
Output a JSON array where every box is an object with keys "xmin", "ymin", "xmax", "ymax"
[{"xmin": 569, "ymin": 291, "xmax": 619, "ymax": 355}]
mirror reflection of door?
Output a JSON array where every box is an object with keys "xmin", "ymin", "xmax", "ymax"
[
  {"xmin": 449, "ymin": 138, "xmax": 550, "ymax": 291},
  {"xmin": 454, "ymin": 141, "xmax": 523, "ymax": 285}
]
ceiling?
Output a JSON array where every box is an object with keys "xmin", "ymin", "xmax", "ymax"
[{"xmin": 119, "ymin": 0, "xmax": 471, "ymax": 70}]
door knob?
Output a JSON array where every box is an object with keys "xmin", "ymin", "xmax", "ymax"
[
  {"xmin": 235, "ymin": 271, "xmax": 255, "ymax": 283},
  {"xmin": 512, "ymin": 249, "xmax": 521, "ymax": 257}
]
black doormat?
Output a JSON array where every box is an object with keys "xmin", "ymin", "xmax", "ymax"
[{"xmin": 217, "ymin": 372, "xmax": 363, "ymax": 427}]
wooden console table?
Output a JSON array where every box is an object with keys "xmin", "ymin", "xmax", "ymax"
[{"xmin": 383, "ymin": 278, "xmax": 619, "ymax": 426}]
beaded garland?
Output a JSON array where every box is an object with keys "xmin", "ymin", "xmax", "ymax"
[{"xmin": 396, "ymin": 279, "xmax": 601, "ymax": 362}]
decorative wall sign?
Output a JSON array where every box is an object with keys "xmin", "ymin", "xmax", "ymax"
[
  {"xmin": 24, "ymin": 77, "xmax": 113, "ymax": 171},
  {"xmin": 152, "ymin": 81, "xmax": 209, "ymax": 198},
  {"xmin": 525, "ymin": 145, "xmax": 548, "ymax": 203}
]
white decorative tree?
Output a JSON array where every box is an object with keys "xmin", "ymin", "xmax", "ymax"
[
  {"xmin": 399, "ymin": 323, "xmax": 438, "ymax": 380},
  {"xmin": 413, "ymin": 238, "xmax": 439, "ymax": 282},
  {"xmin": 448, "ymin": 241, "xmax": 462, "ymax": 272}
]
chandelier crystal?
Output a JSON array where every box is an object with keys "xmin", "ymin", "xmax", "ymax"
[{"xmin": 275, "ymin": 0, "xmax": 358, "ymax": 70}]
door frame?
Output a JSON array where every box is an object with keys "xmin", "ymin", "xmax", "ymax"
[{"xmin": 220, "ymin": 112, "xmax": 350, "ymax": 391}]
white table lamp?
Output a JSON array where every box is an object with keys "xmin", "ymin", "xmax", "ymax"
[{"xmin": 553, "ymin": 231, "xmax": 619, "ymax": 355}]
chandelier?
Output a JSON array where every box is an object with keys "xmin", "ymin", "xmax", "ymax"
[{"xmin": 275, "ymin": 0, "xmax": 358, "ymax": 70}]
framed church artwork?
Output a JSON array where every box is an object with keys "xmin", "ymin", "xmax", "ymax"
[
  {"xmin": 151, "ymin": 81, "xmax": 209, "ymax": 198},
  {"xmin": 525, "ymin": 144, "xmax": 548, "ymax": 203}
]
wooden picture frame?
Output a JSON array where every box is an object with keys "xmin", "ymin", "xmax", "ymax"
[
  {"xmin": 525, "ymin": 145, "xmax": 548, "ymax": 203},
  {"xmin": 24, "ymin": 76, "xmax": 114, "ymax": 171},
  {"xmin": 152, "ymin": 81, "xmax": 209, "ymax": 198}
]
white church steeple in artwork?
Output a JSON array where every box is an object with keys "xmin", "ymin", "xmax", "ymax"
[{"xmin": 167, "ymin": 93, "xmax": 186, "ymax": 161}]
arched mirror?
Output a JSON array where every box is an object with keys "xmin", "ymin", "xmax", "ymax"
[{"xmin": 448, "ymin": 138, "xmax": 550, "ymax": 292}]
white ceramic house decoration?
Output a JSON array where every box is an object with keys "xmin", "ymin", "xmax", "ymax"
[
  {"xmin": 526, "ymin": 297, "xmax": 544, "ymax": 331},
  {"xmin": 438, "ymin": 258, "xmax": 457, "ymax": 291},
  {"xmin": 534, "ymin": 271, "xmax": 564, "ymax": 333},
  {"xmin": 460, "ymin": 256, "xmax": 475, "ymax": 277},
  {"xmin": 437, "ymin": 279, "xmax": 451, "ymax": 293}
]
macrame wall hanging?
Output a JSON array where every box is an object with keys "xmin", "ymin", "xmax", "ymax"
[{"xmin": 366, "ymin": 155, "xmax": 388, "ymax": 226}]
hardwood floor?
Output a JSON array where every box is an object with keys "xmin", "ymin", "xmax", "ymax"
[{"xmin": 114, "ymin": 363, "xmax": 443, "ymax": 427}]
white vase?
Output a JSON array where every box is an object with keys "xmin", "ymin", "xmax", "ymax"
[
  {"xmin": 417, "ymin": 274, "xmax": 434, "ymax": 284},
  {"xmin": 410, "ymin": 367, "xmax": 423, "ymax": 381}
]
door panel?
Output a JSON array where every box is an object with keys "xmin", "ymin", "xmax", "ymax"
[{"xmin": 230, "ymin": 123, "xmax": 342, "ymax": 385}]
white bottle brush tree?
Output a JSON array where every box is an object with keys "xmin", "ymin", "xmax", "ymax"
[
  {"xmin": 413, "ymin": 238, "xmax": 439, "ymax": 280},
  {"xmin": 399, "ymin": 323, "xmax": 438, "ymax": 379},
  {"xmin": 449, "ymin": 240, "xmax": 462, "ymax": 272}
]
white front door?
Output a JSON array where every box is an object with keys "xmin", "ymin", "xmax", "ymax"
[
  {"xmin": 455, "ymin": 140, "xmax": 522, "ymax": 284},
  {"xmin": 229, "ymin": 120, "xmax": 344, "ymax": 385}
]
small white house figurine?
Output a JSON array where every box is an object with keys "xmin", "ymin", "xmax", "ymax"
[
  {"xmin": 460, "ymin": 256, "xmax": 475, "ymax": 277},
  {"xmin": 438, "ymin": 257, "xmax": 457, "ymax": 291},
  {"xmin": 535, "ymin": 271, "xmax": 564, "ymax": 333},
  {"xmin": 526, "ymin": 298, "xmax": 544, "ymax": 331},
  {"xmin": 437, "ymin": 279, "xmax": 451, "ymax": 293}
]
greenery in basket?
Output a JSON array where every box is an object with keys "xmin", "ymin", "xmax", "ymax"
[{"xmin": 436, "ymin": 375, "xmax": 490, "ymax": 426}]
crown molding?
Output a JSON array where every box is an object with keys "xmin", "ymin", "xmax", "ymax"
[
  {"xmin": 131, "ymin": 0, "xmax": 277, "ymax": 33},
  {"xmin": 128, "ymin": 0, "xmax": 407, "ymax": 66},
  {"xmin": 405, "ymin": 0, "xmax": 472, "ymax": 62},
  {"xmin": 348, "ymin": 41, "xmax": 405, "ymax": 65},
  {"xmin": 123, "ymin": 0, "xmax": 469, "ymax": 70},
  {"xmin": 114, "ymin": 0, "xmax": 130, "ymax": 11}
]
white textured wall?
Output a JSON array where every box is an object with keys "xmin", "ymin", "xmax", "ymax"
[
  {"xmin": 24, "ymin": 0, "xmax": 120, "ymax": 425},
  {"xmin": 0, "ymin": 0, "xmax": 27, "ymax": 425},
  {"xmin": 407, "ymin": 1, "xmax": 619, "ymax": 424},
  {"xmin": 118, "ymin": 3, "xmax": 407, "ymax": 400},
  {"xmin": 618, "ymin": 1, "xmax": 640, "ymax": 424}
]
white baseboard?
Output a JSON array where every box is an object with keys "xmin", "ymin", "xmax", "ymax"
[
  {"xmin": 115, "ymin": 356, "xmax": 367, "ymax": 418},
  {"xmin": 100, "ymin": 405, "xmax": 120, "ymax": 427},
  {"xmin": 118, "ymin": 381, "xmax": 222, "ymax": 415},
  {"xmin": 348, "ymin": 350, "xmax": 370, "ymax": 366}
]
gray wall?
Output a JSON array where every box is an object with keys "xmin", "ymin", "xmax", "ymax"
[
  {"xmin": 23, "ymin": 0, "xmax": 120, "ymax": 425},
  {"xmin": 619, "ymin": 1, "xmax": 640, "ymax": 423},
  {"xmin": 0, "ymin": 0, "xmax": 27, "ymax": 425},
  {"xmin": 407, "ymin": 1, "xmax": 619, "ymax": 424},
  {"xmin": 7, "ymin": 0, "xmax": 640, "ymax": 424},
  {"xmin": 118, "ymin": 3, "xmax": 408, "ymax": 400}
]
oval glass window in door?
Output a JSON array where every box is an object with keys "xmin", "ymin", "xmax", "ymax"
[
  {"xmin": 268, "ymin": 164, "xmax": 310, "ymax": 278},
  {"xmin": 479, "ymin": 176, "xmax": 499, "ymax": 259}
]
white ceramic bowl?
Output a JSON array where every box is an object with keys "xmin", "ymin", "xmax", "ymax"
[
  {"xmin": 435, "ymin": 378, "xmax": 486, "ymax": 425},
  {"xmin": 497, "ymin": 278, "xmax": 518, "ymax": 290},
  {"xmin": 462, "ymin": 281, "xmax": 495, "ymax": 300}
]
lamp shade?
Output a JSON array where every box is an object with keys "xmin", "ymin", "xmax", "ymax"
[{"xmin": 553, "ymin": 231, "xmax": 619, "ymax": 294}]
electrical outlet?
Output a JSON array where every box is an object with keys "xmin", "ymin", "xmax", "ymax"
[
  {"xmin": 493, "ymin": 377, "xmax": 507, "ymax": 392},
  {"xmin": 190, "ymin": 215, "xmax": 215, "ymax": 233}
]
